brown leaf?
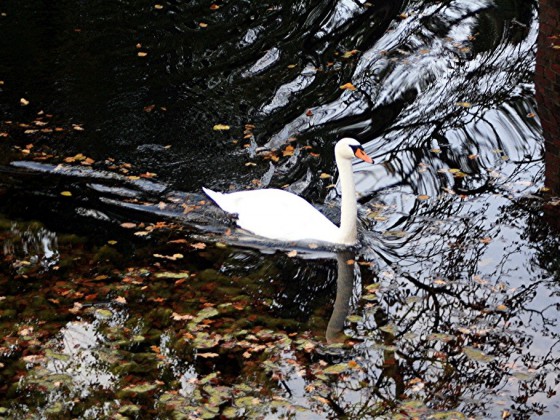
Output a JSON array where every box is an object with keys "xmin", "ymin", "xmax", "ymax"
[{"xmin": 168, "ymin": 239, "xmax": 189, "ymax": 244}]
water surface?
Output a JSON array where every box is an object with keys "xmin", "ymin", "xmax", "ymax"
[{"xmin": 1, "ymin": 0, "xmax": 559, "ymax": 418}]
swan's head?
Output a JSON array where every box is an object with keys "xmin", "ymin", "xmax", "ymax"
[{"xmin": 335, "ymin": 138, "xmax": 374, "ymax": 164}]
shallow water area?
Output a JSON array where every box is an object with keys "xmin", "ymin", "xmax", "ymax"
[{"xmin": 1, "ymin": 0, "xmax": 559, "ymax": 418}]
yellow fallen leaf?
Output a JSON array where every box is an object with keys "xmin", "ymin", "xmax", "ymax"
[
  {"xmin": 60, "ymin": 191, "xmax": 72, "ymax": 197},
  {"xmin": 154, "ymin": 4, "xmax": 163, "ymax": 9},
  {"xmin": 417, "ymin": 194, "xmax": 430, "ymax": 200},
  {"xmin": 319, "ymin": 173, "xmax": 332, "ymax": 179},
  {"xmin": 455, "ymin": 101, "xmax": 472, "ymax": 108},
  {"xmin": 342, "ymin": 50, "xmax": 359, "ymax": 58},
  {"xmin": 137, "ymin": 51, "xmax": 148, "ymax": 57},
  {"xmin": 20, "ymin": 98, "xmax": 30, "ymax": 106},
  {"xmin": 340, "ymin": 82, "xmax": 357, "ymax": 91},
  {"xmin": 287, "ymin": 250, "xmax": 298, "ymax": 258},
  {"xmin": 213, "ymin": 124, "xmax": 230, "ymax": 131},
  {"xmin": 107, "ymin": 240, "xmax": 118, "ymax": 245},
  {"xmin": 199, "ymin": 22, "xmax": 208, "ymax": 28}
]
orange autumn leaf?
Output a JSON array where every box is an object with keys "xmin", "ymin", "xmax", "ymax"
[{"xmin": 340, "ymin": 82, "xmax": 357, "ymax": 91}]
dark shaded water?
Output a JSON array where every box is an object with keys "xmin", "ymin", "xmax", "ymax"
[{"xmin": 1, "ymin": 0, "xmax": 559, "ymax": 418}]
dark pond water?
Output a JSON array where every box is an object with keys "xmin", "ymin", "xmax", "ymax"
[{"xmin": 1, "ymin": 0, "xmax": 559, "ymax": 418}]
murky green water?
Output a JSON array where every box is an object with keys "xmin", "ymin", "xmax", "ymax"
[{"xmin": 1, "ymin": 0, "xmax": 559, "ymax": 418}]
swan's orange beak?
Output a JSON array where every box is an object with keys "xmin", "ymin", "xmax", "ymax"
[{"xmin": 355, "ymin": 147, "xmax": 374, "ymax": 164}]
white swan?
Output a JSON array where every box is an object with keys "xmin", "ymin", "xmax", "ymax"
[{"xmin": 203, "ymin": 138, "xmax": 373, "ymax": 246}]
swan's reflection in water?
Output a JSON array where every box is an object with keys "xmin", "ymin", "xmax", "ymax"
[{"xmin": 326, "ymin": 251, "xmax": 360, "ymax": 344}]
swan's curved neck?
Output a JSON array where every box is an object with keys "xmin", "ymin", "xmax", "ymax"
[{"xmin": 336, "ymin": 155, "xmax": 357, "ymax": 245}]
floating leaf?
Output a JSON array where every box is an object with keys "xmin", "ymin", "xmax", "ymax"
[
  {"xmin": 429, "ymin": 412, "xmax": 466, "ymax": 419},
  {"xmin": 156, "ymin": 272, "xmax": 190, "ymax": 279},
  {"xmin": 512, "ymin": 371, "xmax": 536, "ymax": 381},
  {"xmin": 195, "ymin": 307, "xmax": 219, "ymax": 321},
  {"xmin": 427, "ymin": 333, "xmax": 455, "ymax": 343},
  {"xmin": 171, "ymin": 312, "xmax": 194, "ymax": 321},
  {"xmin": 282, "ymin": 145, "xmax": 295, "ymax": 157},
  {"xmin": 380, "ymin": 323, "xmax": 397, "ymax": 334},
  {"xmin": 340, "ymin": 82, "xmax": 357, "ymax": 91},
  {"xmin": 323, "ymin": 363, "xmax": 348, "ymax": 374},
  {"xmin": 137, "ymin": 51, "xmax": 148, "ymax": 57},
  {"xmin": 213, "ymin": 124, "xmax": 230, "ymax": 131},
  {"xmin": 153, "ymin": 253, "xmax": 184, "ymax": 260},
  {"xmin": 417, "ymin": 194, "xmax": 430, "ymax": 200},
  {"xmin": 455, "ymin": 101, "xmax": 471, "ymax": 108},
  {"xmin": 198, "ymin": 352, "xmax": 219, "ymax": 358},
  {"xmin": 60, "ymin": 191, "xmax": 72, "ymax": 197},
  {"xmin": 95, "ymin": 308, "xmax": 113, "ymax": 319},
  {"xmin": 342, "ymin": 50, "xmax": 359, "ymax": 58},
  {"xmin": 20, "ymin": 98, "xmax": 30, "ymax": 106},
  {"xmin": 123, "ymin": 383, "xmax": 158, "ymax": 394},
  {"xmin": 463, "ymin": 346, "xmax": 494, "ymax": 363}
]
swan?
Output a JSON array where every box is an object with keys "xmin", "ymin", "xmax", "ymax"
[{"xmin": 203, "ymin": 138, "xmax": 373, "ymax": 246}]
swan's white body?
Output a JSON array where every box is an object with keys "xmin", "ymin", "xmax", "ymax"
[{"xmin": 203, "ymin": 138, "xmax": 372, "ymax": 246}]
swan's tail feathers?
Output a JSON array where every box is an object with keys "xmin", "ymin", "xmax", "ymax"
[
  {"xmin": 203, "ymin": 187, "xmax": 232, "ymax": 213},
  {"xmin": 203, "ymin": 187, "xmax": 222, "ymax": 203}
]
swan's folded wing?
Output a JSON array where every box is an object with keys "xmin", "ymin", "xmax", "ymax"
[{"xmin": 204, "ymin": 188, "xmax": 339, "ymax": 242}]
